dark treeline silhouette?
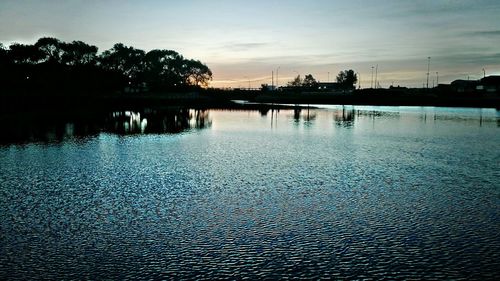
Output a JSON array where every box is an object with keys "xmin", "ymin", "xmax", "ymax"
[
  {"xmin": 0, "ymin": 37, "xmax": 212, "ymax": 96},
  {"xmin": 286, "ymin": 74, "xmax": 320, "ymax": 90},
  {"xmin": 278, "ymin": 71, "xmax": 357, "ymax": 92}
]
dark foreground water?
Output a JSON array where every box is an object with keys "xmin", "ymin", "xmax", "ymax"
[{"xmin": 1, "ymin": 105, "xmax": 499, "ymax": 280}]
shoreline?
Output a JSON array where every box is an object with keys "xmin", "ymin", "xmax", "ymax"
[{"xmin": 1, "ymin": 89, "xmax": 499, "ymax": 114}]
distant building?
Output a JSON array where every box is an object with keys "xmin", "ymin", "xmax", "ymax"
[
  {"xmin": 389, "ymin": 85, "xmax": 408, "ymax": 90},
  {"xmin": 451, "ymin": 79, "xmax": 478, "ymax": 93},
  {"xmin": 477, "ymin": 76, "xmax": 500, "ymax": 93},
  {"xmin": 317, "ymin": 82, "xmax": 349, "ymax": 92}
]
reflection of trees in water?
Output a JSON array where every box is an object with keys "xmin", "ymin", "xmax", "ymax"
[
  {"xmin": 293, "ymin": 108, "xmax": 301, "ymax": 122},
  {"xmin": 105, "ymin": 109, "xmax": 211, "ymax": 134},
  {"xmin": 259, "ymin": 108, "xmax": 270, "ymax": 116},
  {"xmin": 0, "ymin": 114, "xmax": 103, "ymax": 145},
  {"xmin": 332, "ymin": 108, "xmax": 399, "ymax": 128},
  {"xmin": 0, "ymin": 108, "xmax": 211, "ymax": 145},
  {"xmin": 291, "ymin": 107, "xmax": 317, "ymax": 126},
  {"xmin": 333, "ymin": 107, "xmax": 355, "ymax": 127}
]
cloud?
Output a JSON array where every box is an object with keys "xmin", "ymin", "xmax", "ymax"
[
  {"xmin": 222, "ymin": 43, "xmax": 271, "ymax": 52},
  {"xmin": 465, "ymin": 30, "xmax": 500, "ymax": 37}
]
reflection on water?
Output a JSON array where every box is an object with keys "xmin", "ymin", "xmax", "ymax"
[
  {"xmin": 0, "ymin": 108, "xmax": 211, "ymax": 145},
  {"xmin": 105, "ymin": 109, "xmax": 211, "ymax": 135},
  {"xmin": 333, "ymin": 106, "xmax": 355, "ymax": 127},
  {"xmin": 0, "ymin": 105, "xmax": 499, "ymax": 279},
  {"xmin": 1, "ymin": 106, "xmax": 496, "ymax": 145}
]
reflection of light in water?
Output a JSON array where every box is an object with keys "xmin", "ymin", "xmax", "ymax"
[
  {"xmin": 120, "ymin": 111, "xmax": 143, "ymax": 133},
  {"xmin": 107, "ymin": 109, "xmax": 212, "ymax": 134},
  {"xmin": 189, "ymin": 109, "xmax": 211, "ymax": 128},
  {"xmin": 64, "ymin": 123, "xmax": 74, "ymax": 137},
  {"xmin": 141, "ymin": 118, "xmax": 147, "ymax": 133}
]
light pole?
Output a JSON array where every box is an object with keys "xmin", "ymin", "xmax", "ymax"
[
  {"xmin": 272, "ymin": 70, "xmax": 274, "ymax": 90},
  {"xmin": 371, "ymin": 66, "xmax": 374, "ymax": 88},
  {"xmin": 375, "ymin": 64, "xmax": 378, "ymax": 89},
  {"xmin": 436, "ymin": 72, "xmax": 439, "ymax": 86},
  {"xmin": 483, "ymin": 68, "xmax": 486, "ymax": 78},
  {"xmin": 276, "ymin": 66, "xmax": 281, "ymax": 89},
  {"xmin": 426, "ymin": 56, "xmax": 431, "ymax": 89}
]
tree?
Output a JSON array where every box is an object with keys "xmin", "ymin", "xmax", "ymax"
[
  {"xmin": 183, "ymin": 59, "xmax": 212, "ymax": 88},
  {"xmin": 287, "ymin": 75, "xmax": 302, "ymax": 87},
  {"xmin": 8, "ymin": 43, "xmax": 41, "ymax": 64},
  {"xmin": 35, "ymin": 37, "xmax": 64, "ymax": 63},
  {"xmin": 336, "ymin": 69, "xmax": 357, "ymax": 89},
  {"xmin": 61, "ymin": 41, "xmax": 98, "ymax": 65},
  {"xmin": 100, "ymin": 43, "xmax": 146, "ymax": 90},
  {"xmin": 2, "ymin": 36, "xmax": 213, "ymax": 94},
  {"xmin": 302, "ymin": 74, "xmax": 318, "ymax": 89},
  {"xmin": 0, "ymin": 43, "xmax": 6, "ymax": 60},
  {"xmin": 100, "ymin": 43, "xmax": 146, "ymax": 77},
  {"xmin": 144, "ymin": 49, "xmax": 184, "ymax": 90}
]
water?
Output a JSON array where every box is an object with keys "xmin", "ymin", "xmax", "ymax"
[{"xmin": 1, "ymin": 105, "xmax": 499, "ymax": 280}]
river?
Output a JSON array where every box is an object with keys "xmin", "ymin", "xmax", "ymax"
[{"xmin": 0, "ymin": 105, "xmax": 499, "ymax": 279}]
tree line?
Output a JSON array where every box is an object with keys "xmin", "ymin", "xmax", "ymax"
[
  {"xmin": 0, "ymin": 37, "xmax": 212, "ymax": 95},
  {"xmin": 277, "ymin": 70, "xmax": 358, "ymax": 91}
]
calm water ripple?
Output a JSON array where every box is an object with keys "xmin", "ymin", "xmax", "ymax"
[{"xmin": 0, "ymin": 106, "xmax": 499, "ymax": 279}]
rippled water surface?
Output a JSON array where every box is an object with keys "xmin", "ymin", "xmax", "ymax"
[{"xmin": 1, "ymin": 106, "xmax": 499, "ymax": 280}]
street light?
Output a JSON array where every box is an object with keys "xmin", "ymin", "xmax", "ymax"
[
  {"xmin": 426, "ymin": 57, "xmax": 431, "ymax": 89},
  {"xmin": 371, "ymin": 66, "xmax": 374, "ymax": 88},
  {"xmin": 276, "ymin": 66, "xmax": 281, "ymax": 88}
]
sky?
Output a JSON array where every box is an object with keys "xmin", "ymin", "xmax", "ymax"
[{"xmin": 1, "ymin": 0, "xmax": 500, "ymax": 88}]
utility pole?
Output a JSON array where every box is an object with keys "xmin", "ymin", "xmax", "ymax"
[
  {"xmin": 436, "ymin": 72, "xmax": 439, "ymax": 86},
  {"xmin": 272, "ymin": 71, "xmax": 274, "ymax": 90},
  {"xmin": 483, "ymin": 68, "xmax": 486, "ymax": 78},
  {"xmin": 426, "ymin": 57, "xmax": 431, "ymax": 89},
  {"xmin": 375, "ymin": 64, "xmax": 378, "ymax": 89},
  {"xmin": 371, "ymin": 66, "xmax": 374, "ymax": 88},
  {"xmin": 357, "ymin": 72, "xmax": 361, "ymax": 89},
  {"xmin": 276, "ymin": 66, "xmax": 280, "ymax": 89}
]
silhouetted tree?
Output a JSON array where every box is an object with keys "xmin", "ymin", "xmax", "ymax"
[
  {"xmin": 61, "ymin": 41, "xmax": 98, "ymax": 65},
  {"xmin": 100, "ymin": 43, "xmax": 145, "ymax": 78},
  {"xmin": 1, "ymin": 37, "xmax": 213, "ymax": 95},
  {"xmin": 302, "ymin": 74, "xmax": 318, "ymax": 89},
  {"xmin": 288, "ymin": 75, "xmax": 302, "ymax": 87},
  {"xmin": 100, "ymin": 43, "xmax": 146, "ymax": 90},
  {"xmin": 336, "ymin": 69, "xmax": 357, "ymax": 89},
  {"xmin": 0, "ymin": 43, "xmax": 7, "ymax": 61},
  {"xmin": 8, "ymin": 43, "xmax": 41, "ymax": 64},
  {"xmin": 35, "ymin": 37, "xmax": 64, "ymax": 64},
  {"xmin": 144, "ymin": 49, "xmax": 185, "ymax": 90},
  {"xmin": 0, "ymin": 43, "xmax": 9, "ymax": 88},
  {"xmin": 183, "ymin": 59, "xmax": 212, "ymax": 87}
]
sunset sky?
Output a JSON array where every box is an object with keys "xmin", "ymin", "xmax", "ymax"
[{"xmin": 1, "ymin": 0, "xmax": 499, "ymax": 88}]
